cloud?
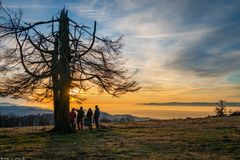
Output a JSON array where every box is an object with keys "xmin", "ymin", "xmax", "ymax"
[
  {"xmin": 92, "ymin": 0, "xmax": 240, "ymax": 100},
  {"xmin": 1, "ymin": 0, "xmax": 61, "ymax": 9},
  {"xmin": 68, "ymin": 0, "xmax": 108, "ymax": 21},
  {"xmin": 166, "ymin": 23, "xmax": 240, "ymax": 77}
]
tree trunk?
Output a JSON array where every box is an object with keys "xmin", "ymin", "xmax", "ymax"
[
  {"xmin": 52, "ymin": 9, "xmax": 74, "ymax": 133},
  {"xmin": 52, "ymin": 34, "xmax": 60, "ymax": 130}
]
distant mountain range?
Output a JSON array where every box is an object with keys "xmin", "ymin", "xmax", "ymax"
[
  {"xmin": 0, "ymin": 102, "xmax": 53, "ymax": 116},
  {"xmin": 0, "ymin": 103, "xmax": 150, "ymax": 122},
  {"xmin": 141, "ymin": 102, "xmax": 240, "ymax": 106}
]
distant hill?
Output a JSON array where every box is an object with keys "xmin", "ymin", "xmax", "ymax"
[
  {"xmin": 141, "ymin": 102, "xmax": 240, "ymax": 106},
  {"xmin": 99, "ymin": 112, "xmax": 150, "ymax": 122},
  {"xmin": 0, "ymin": 103, "xmax": 53, "ymax": 116},
  {"xmin": 0, "ymin": 103, "xmax": 150, "ymax": 123}
]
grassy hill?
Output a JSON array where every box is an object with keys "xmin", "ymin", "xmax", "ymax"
[{"xmin": 0, "ymin": 116, "xmax": 239, "ymax": 160}]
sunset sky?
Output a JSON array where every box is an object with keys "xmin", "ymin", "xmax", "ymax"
[{"xmin": 1, "ymin": 0, "xmax": 240, "ymax": 109}]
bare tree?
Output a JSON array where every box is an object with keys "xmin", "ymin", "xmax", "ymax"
[
  {"xmin": 0, "ymin": 3, "xmax": 140, "ymax": 133},
  {"xmin": 215, "ymin": 100, "xmax": 227, "ymax": 117}
]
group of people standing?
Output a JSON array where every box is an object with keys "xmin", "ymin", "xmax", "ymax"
[{"xmin": 69, "ymin": 105, "xmax": 100, "ymax": 130}]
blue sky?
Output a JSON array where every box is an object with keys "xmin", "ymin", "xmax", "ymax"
[{"xmin": 1, "ymin": 0, "xmax": 240, "ymax": 105}]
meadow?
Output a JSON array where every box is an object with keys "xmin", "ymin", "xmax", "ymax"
[{"xmin": 0, "ymin": 116, "xmax": 239, "ymax": 160}]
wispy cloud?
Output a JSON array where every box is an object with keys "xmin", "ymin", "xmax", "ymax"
[{"xmin": 167, "ymin": 23, "xmax": 240, "ymax": 77}]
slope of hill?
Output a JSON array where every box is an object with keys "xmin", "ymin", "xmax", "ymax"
[{"xmin": 0, "ymin": 116, "xmax": 239, "ymax": 159}]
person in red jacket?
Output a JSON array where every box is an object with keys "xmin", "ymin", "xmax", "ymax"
[{"xmin": 69, "ymin": 108, "xmax": 77, "ymax": 129}]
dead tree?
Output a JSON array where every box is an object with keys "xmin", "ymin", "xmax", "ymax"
[{"xmin": 0, "ymin": 4, "xmax": 140, "ymax": 133}]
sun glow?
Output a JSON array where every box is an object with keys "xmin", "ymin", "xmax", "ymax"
[{"xmin": 70, "ymin": 88, "xmax": 80, "ymax": 96}]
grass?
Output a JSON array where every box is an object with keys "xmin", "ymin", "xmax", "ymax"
[{"xmin": 0, "ymin": 116, "xmax": 240, "ymax": 160}]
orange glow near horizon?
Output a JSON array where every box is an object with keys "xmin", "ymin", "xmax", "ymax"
[
  {"xmin": 17, "ymin": 83, "xmax": 240, "ymax": 109},
  {"xmin": 1, "ymin": 85, "xmax": 240, "ymax": 119},
  {"xmin": 21, "ymin": 85, "xmax": 240, "ymax": 109}
]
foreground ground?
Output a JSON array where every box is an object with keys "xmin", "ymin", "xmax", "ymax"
[{"xmin": 0, "ymin": 116, "xmax": 239, "ymax": 160}]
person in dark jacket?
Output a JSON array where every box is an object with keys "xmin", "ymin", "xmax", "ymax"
[
  {"xmin": 77, "ymin": 107, "xmax": 85, "ymax": 131},
  {"xmin": 94, "ymin": 105, "xmax": 100, "ymax": 129},
  {"xmin": 85, "ymin": 108, "xmax": 93, "ymax": 130}
]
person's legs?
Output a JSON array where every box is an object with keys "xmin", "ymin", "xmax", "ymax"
[
  {"xmin": 89, "ymin": 119, "xmax": 92, "ymax": 130},
  {"xmin": 71, "ymin": 120, "xmax": 74, "ymax": 129},
  {"xmin": 95, "ymin": 118, "xmax": 99, "ymax": 129},
  {"xmin": 73, "ymin": 121, "xmax": 76, "ymax": 130},
  {"xmin": 77, "ymin": 120, "xmax": 80, "ymax": 131},
  {"xmin": 80, "ymin": 122, "xmax": 83, "ymax": 130}
]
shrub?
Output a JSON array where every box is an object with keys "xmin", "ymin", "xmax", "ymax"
[
  {"xmin": 215, "ymin": 100, "xmax": 227, "ymax": 116},
  {"xmin": 229, "ymin": 111, "xmax": 240, "ymax": 116}
]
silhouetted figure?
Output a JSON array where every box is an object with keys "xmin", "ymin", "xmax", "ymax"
[
  {"xmin": 94, "ymin": 105, "xmax": 100, "ymax": 130},
  {"xmin": 69, "ymin": 108, "xmax": 77, "ymax": 129},
  {"xmin": 85, "ymin": 108, "xmax": 93, "ymax": 130},
  {"xmin": 77, "ymin": 107, "xmax": 85, "ymax": 130}
]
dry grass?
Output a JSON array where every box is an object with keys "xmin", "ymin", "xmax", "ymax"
[{"xmin": 0, "ymin": 116, "xmax": 239, "ymax": 160}]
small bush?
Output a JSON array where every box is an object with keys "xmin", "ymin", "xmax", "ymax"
[
  {"xmin": 215, "ymin": 100, "xmax": 227, "ymax": 116},
  {"xmin": 229, "ymin": 111, "xmax": 240, "ymax": 116}
]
